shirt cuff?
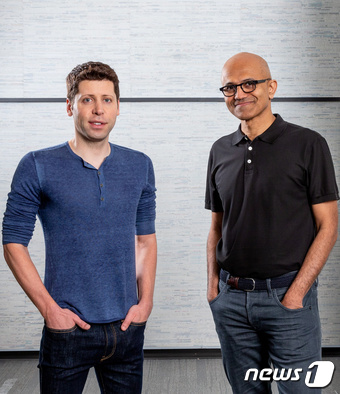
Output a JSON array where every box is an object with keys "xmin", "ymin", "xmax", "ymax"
[{"xmin": 136, "ymin": 220, "xmax": 156, "ymax": 235}]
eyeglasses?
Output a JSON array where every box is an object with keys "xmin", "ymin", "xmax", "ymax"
[{"xmin": 219, "ymin": 79, "xmax": 271, "ymax": 97}]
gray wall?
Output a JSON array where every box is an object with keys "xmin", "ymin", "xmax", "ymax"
[{"xmin": 0, "ymin": 0, "xmax": 339, "ymax": 350}]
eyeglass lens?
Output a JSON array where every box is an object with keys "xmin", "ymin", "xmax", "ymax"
[{"xmin": 223, "ymin": 81, "xmax": 257, "ymax": 96}]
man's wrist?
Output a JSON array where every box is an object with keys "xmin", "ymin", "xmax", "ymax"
[
  {"xmin": 139, "ymin": 298, "xmax": 153, "ymax": 307},
  {"xmin": 137, "ymin": 298, "xmax": 153, "ymax": 312},
  {"xmin": 42, "ymin": 299, "xmax": 61, "ymax": 321}
]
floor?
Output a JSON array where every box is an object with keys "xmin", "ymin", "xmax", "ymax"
[{"xmin": 0, "ymin": 354, "xmax": 339, "ymax": 393}]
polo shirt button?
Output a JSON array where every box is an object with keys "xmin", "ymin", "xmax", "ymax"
[
  {"xmin": 247, "ymin": 159, "xmax": 252, "ymax": 164},
  {"xmin": 100, "ymin": 184, "xmax": 103, "ymax": 187},
  {"xmin": 248, "ymin": 146, "xmax": 253, "ymax": 151},
  {"xmin": 101, "ymin": 197, "xmax": 104, "ymax": 201}
]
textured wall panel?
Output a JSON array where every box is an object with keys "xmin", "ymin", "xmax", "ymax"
[
  {"xmin": 0, "ymin": 101, "xmax": 339, "ymax": 350},
  {"xmin": 0, "ymin": 1, "xmax": 339, "ymax": 98},
  {"xmin": 0, "ymin": 0, "xmax": 339, "ymax": 350}
]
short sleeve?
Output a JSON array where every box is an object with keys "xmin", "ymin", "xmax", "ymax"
[
  {"xmin": 307, "ymin": 135, "xmax": 339, "ymax": 205},
  {"xmin": 135, "ymin": 156, "xmax": 156, "ymax": 235},
  {"xmin": 205, "ymin": 148, "xmax": 223, "ymax": 212},
  {"xmin": 2, "ymin": 152, "xmax": 41, "ymax": 246}
]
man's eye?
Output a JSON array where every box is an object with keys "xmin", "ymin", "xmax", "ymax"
[
  {"xmin": 224, "ymin": 85, "xmax": 235, "ymax": 93},
  {"xmin": 104, "ymin": 98, "xmax": 112, "ymax": 103},
  {"xmin": 244, "ymin": 81, "xmax": 256, "ymax": 88},
  {"xmin": 83, "ymin": 98, "xmax": 92, "ymax": 103}
]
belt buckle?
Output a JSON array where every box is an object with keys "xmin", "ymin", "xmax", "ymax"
[{"xmin": 244, "ymin": 278, "xmax": 256, "ymax": 291}]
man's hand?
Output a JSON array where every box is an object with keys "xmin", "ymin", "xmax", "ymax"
[
  {"xmin": 45, "ymin": 305, "xmax": 91, "ymax": 331},
  {"xmin": 280, "ymin": 201, "xmax": 338, "ymax": 311},
  {"xmin": 121, "ymin": 303, "xmax": 151, "ymax": 331},
  {"xmin": 280, "ymin": 294, "xmax": 303, "ymax": 310},
  {"xmin": 207, "ymin": 285, "xmax": 219, "ymax": 304},
  {"xmin": 3, "ymin": 243, "xmax": 91, "ymax": 331}
]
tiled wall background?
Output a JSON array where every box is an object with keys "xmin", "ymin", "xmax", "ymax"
[{"xmin": 0, "ymin": 0, "xmax": 339, "ymax": 350}]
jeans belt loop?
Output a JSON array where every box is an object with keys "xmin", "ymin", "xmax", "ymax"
[{"xmin": 227, "ymin": 276, "xmax": 239, "ymax": 289}]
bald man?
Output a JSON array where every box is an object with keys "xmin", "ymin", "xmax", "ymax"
[{"xmin": 205, "ymin": 52, "xmax": 338, "ymax": 393}]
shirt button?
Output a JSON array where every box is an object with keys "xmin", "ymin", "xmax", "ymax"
[
  {"xmin": 98, "ymin": 171, "xmax": 101, "ymax": 175},
  {"xmin": 100, "ymin": 184, "xmax": 103, "ymax": 187},
  {"xmin": 247, "ymin": 159, "xmax": 252, "ymax": 164},
  {"xmin": 101, "ymin": 197, "xmax": 104, "ymax": 201},
  {"xmin": 248, "ymin": 146, "xmax": 253, "ymax": 151}
]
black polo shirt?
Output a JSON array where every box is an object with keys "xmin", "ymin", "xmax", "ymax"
[{"xmin": 205, "ymin": 114, "xmax": 339, "ymax": 279}]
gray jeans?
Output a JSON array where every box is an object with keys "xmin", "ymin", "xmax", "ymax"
[{"xmin": 210, "ymin": 277, "xmax": 321, "ymax": 394}]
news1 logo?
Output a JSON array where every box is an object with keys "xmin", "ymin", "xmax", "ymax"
[
  {"xmin": 305, "ymin": 361, "xmax": 335, "ymax": 388},
  {"xmin": 244, "ymin": 361, "xmax": 335, "ymax": 388}
]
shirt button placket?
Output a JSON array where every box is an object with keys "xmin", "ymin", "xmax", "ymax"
[
  {"xmin": 246, "ymin": 144, "xmax": 254, "ymax": 171},
  {"xmin": 98, "ymin": 170, "xmax": 105, "ymax": 206}
]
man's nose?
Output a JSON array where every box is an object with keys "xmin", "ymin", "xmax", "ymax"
[
  {"xmin": 234, "ymin": 85, "xmax": 248, "ymax": 99},
  {"xmin": 93, "ymin": 102, "xmax": 104, "ymax": 115}
]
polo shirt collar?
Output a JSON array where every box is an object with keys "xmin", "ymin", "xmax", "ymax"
[
  {"xmin": 232, "ymin": 114, "xmax": 286, "ymax": 145},
  {"xmin": 232, "ymin": 129, "xmax": 246, "ymax": 145},
  {"xmin": 258, "ymin": 114, "xmax": 286, "ymax": 143}
]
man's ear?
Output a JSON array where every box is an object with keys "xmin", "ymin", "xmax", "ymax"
[
  {"xmin": 66, "ymin": 99, "xmax": 73, "ymax": 117},
  {"xmin": 268, "ymin": 79, "xmax": 278, "ymax": 100}
]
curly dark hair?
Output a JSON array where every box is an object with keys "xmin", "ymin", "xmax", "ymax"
[{"xmin": 66, "ymin": 61, "xmax": 120, "ymax": 104}]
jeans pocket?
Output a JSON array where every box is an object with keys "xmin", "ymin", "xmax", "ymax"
[
  {"xmin": 40, "ymin": 324, "xmax": 81, "ymax": 369},
  {"xmin": 209, "ymin": 280, "xmax": 227, "ymax": 307},
  {"xmin": 129, "ymin": 321, "xmax": 147, "ymax": 327},
  {"xmin": 45, "ymin": 325, "xmax": 77, "ymax": 334},
  {"xmin": 120, "ymin": 321, "xmax": 146, "ymax": 357},
  {"xmin": 273, "ymin": 285, "xmax": 314, "ymax": 312}
]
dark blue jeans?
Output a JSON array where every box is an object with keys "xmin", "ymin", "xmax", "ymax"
[
  {"xmin": 38, "ymin": 320, "xmax": 146, "ymax": 394},
  {"xmin": 210, "ymin": 275, "xmax": 321, "ymax": 394}
]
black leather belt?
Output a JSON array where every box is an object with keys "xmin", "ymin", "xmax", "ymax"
[{"xmin": 220, "ymin": 270, "xmax": 297, "ymax": 291}]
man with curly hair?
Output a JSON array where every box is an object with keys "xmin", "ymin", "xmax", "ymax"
[{"xmin": 3, "ymin": 61, "xmax": 157, "ymax": 394}]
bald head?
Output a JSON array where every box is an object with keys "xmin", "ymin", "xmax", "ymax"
[
  {"xmin": 220, "ymin": 52, "xmax": 277, "ymax": 128},
  {"xmin": 222, "ymin": 52, "xmax": 272, "ymax": 85}
]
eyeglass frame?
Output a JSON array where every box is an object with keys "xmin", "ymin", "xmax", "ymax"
[{"xmin": 219, "ymin": 78, "xmax": 272, "ymax": 97}]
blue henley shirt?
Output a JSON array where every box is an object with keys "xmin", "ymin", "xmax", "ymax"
[{"xmin": 2, "ymin": 142, "xmax": 156, "ymax": 323}]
